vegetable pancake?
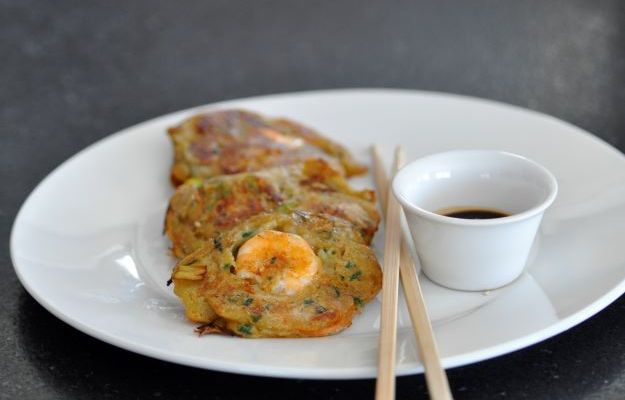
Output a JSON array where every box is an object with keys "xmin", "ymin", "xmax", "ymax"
[
  {"xmin": 168, "ymin": 109, "xmax": 367, "ymax": 185},
  {"xmin": 165, "ymin": 158, "xmax": 379, "ymax": 258},
  {"xmin": 171, "ymin": 211, "xmax": 382, "ymax": 337}
]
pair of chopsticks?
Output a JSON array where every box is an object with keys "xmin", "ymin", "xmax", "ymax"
[{"xmin": 372, "ymin": 146, "xmax": 453, "ymax": 400}]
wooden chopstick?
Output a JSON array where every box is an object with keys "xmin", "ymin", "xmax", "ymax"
[
  {"xmin": 375, "ymin": 146, "xmax": 404, "ymax": 400},
  {"xmin": 372, "ymin": 145, "xmax": 453, "ymax": 400}
]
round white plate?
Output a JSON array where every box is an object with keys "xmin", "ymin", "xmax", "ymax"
[{"xmin": 11, "ymin": 89, "xmax": 625, "ymax": 379}]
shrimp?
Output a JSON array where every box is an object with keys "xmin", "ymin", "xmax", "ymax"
[
  {"xmin": 236, "ymin": 230, "xmax": 319, "ymax": 295},
  {"xmin": 170, "ymin": 212, "xmax": 383, "ymax": 338}
]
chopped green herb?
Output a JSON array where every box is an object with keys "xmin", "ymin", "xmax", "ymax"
[
  {"xmin": 303, "ymin": 299, "xmax": 315, "ymax": 305},
  {"xmin": 315, "ymin": 305, "xmax": 327, "ymax": 314},
  {"xmin": 345, "ymin": 261, "xmax": 356, "ymax": 269},
  {"xmin": 349, "ymin": 271, "xmax": 362, "ymax": 281},
  {"xmin": 353, "ymin": 297, "xmax": 364, "ymax": 307},
  {"xmin": 277, "ymin": 200, "xmax": 298, "ymax": 213},
  {"xmin": 237, "ymin": 324, "xmax": 253, "ymax": 335},
  {"xmin": 223, "ymin": 263, "xmax": 233, "ymax": 271},
  {"xmin": 318, "ymin": 248, "xmax": 330, "ymax": 261},
  {"xmin": 270, "ymin": 256, "xmax": 277, "ymax": 264},
  {"xmin": 187, "ymin": 177, "xmax": 203, "ymax": 188},
  {"xmin": 251, "ymin": 314, "xmax": 262, "ymax": 323},
  {"xmin": 213, "ymin": 238, "xmax": 223, "ymax": 252},
  {"xmin": 244, "ymin": 175, "xmax": 258, "ymax": 190},
  {"xmin": 242, "ymin": 231, "xmax": 253, "ymax": 238},
  {"xmin": 332, "ymin": 286, "xmax": 341, "ymax": 298},
  {"xmin": 243, "ymin": 297, "xmax": 254, "ymax": 307}
]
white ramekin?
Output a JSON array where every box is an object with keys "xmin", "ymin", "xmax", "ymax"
[{"xmin": 392, "ymin": 150, "xmax": 557, "ymax": 291}]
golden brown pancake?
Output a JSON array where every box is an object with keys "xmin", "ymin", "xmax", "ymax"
[
  {"xmin": 165, "ymin": 159, "xmax": 379, "ymax": 258},
  {"xmin": 171, "ymin": 211, "xmax": 382, "ymax": 337},
  {"xmin": 168, "ymin": 109, "xmax": 367, "ymax": 186}
]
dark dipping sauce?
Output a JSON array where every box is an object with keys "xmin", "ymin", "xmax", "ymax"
[{"xmin": 439, "ymin": 207, "xmax": 510, "ymax": 220}]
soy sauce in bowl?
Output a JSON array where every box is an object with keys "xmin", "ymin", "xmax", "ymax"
[{"xmin": 439, "ymin": 207, "xmax": 510, "ymax": 220}]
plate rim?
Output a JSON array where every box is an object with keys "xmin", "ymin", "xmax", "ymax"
[{"xmin": 11, "ymin": 87, "xmax": 625, "ymax": 379}]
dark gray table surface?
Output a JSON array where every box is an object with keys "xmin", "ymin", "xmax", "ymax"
[{"xmin": 3, "ymin": 1, "xmax": 625, "ymax": 399}]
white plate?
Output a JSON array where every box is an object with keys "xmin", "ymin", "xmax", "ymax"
[{"xmin": 11, "ymin": 89, "xmax": 625, "ymax": 379}]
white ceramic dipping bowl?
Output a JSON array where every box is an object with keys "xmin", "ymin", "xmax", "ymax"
[{"xmin": 392, "ymin": 150, "xmax": 557, "ymax": 291}]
